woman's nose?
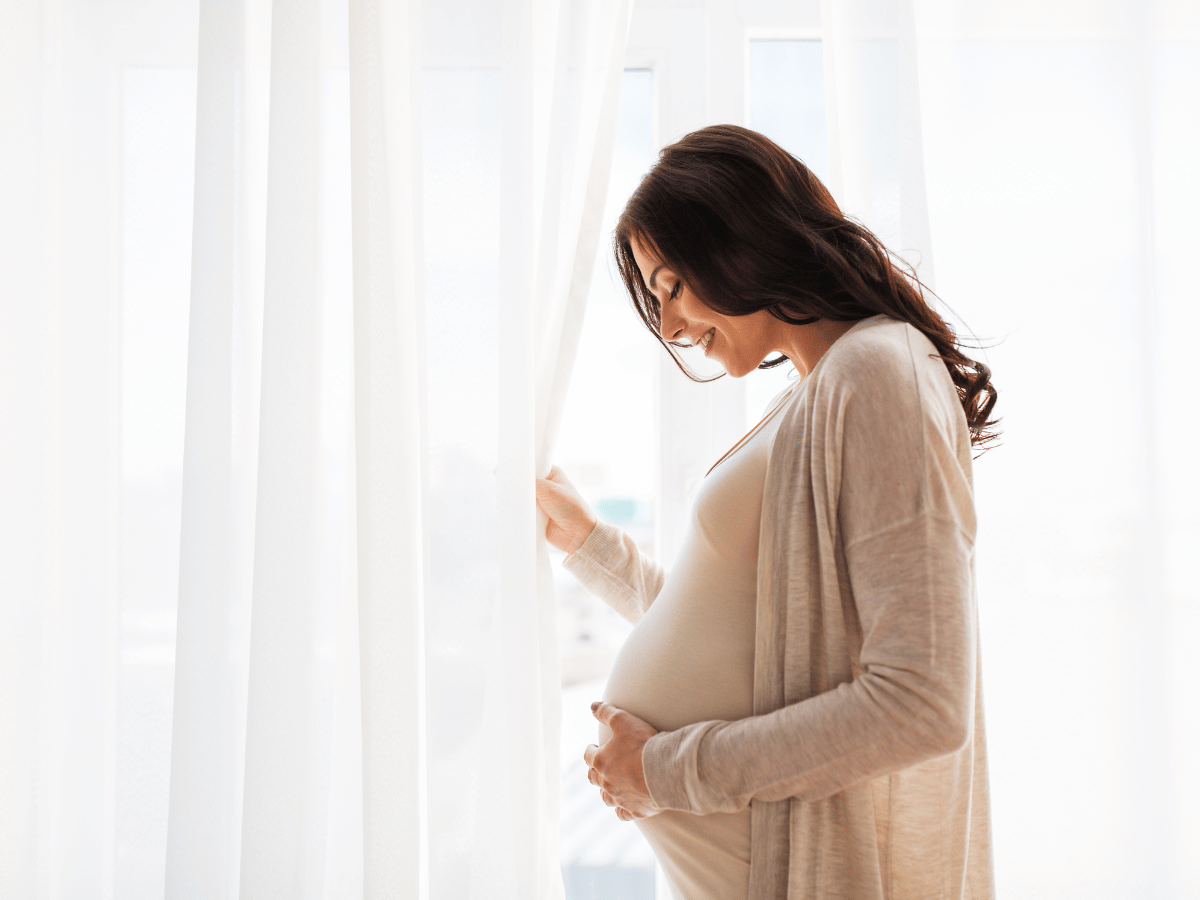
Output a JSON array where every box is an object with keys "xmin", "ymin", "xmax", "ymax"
[{"xmin": 659, "ymin": 307, "xmax": 684, "ymax": 342}]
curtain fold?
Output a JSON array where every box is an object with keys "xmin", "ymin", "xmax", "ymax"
[
  {"xmin": 237, "ymin": 0, "xmax": 326, "ymax": 892},
  {"xmin": 443, "ymin": 1, "xmax": 632, "ymax": 894},
  {"xmin": 822, "ymin": 0, "xmax": 936, "ymax": 286},
  {"xmin": 347, "ymin": 0, "xmax": 426, "ymax": 895},
  {"xmin": 164, "ymin": 0, "xmax": 241, "ymax": 894},
  {"xmin": 1, "ymin": 1, "xmax": 122, "ymax": 895},
  {"xmin": 0, "ymin": 3, "xmax": 54, "ymax": 895}
]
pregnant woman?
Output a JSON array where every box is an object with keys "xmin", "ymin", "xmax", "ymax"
[{"xmin": 535, "ymin": 125, "xmax": 997, "ymax": 900}]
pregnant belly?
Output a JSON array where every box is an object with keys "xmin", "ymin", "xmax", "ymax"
[
  {"xmin": 598, "ymin": 557, "xmax": 756, "ymax": 900},
  {"xmin": 600, "ymin": 559, "xmax": 755, "ymax": 740}
]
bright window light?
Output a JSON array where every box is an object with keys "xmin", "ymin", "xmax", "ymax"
[{"xmin": 557, "ymin": 67, "xmax": 659, "ymax": 900}]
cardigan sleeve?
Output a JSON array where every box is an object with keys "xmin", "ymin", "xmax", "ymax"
[
  {"xmin": 562, "ymin": 519, "xmax": 668, "ymax": 625},
  {"xmin": 641, "ymin": 324, "xmax": 979, "ymax": 813}
]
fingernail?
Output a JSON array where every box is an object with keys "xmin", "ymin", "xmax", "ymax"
[{"xmin": 590, "ymin": 701, "xmax": 600, "ymax": 712}]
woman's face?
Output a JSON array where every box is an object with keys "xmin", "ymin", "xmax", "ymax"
[{"xmin": 630, "ymin": 237, "xmax": 783, "ymax": 378}]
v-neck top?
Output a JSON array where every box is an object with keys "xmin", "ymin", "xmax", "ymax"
[{"xmin": 595, "ymin": 385, "xmax": 795, "ymax": 900}]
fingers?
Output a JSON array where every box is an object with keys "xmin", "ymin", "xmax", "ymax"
[
  {"xmin": 534, "ymin": 478, "xmax": 564, "ymax": 503},
  {"xmin": 590, "ymin": 700, "xmax": 620, "ymax": 727},
  {"xmin": 538, "ymin": 470, "xmax": 567, "ymax": 497},
  {"xmin": 583, "ymin": 743, "xmax": 598, "ymax": 767},
  {"xmin": 585, "ymin": 751, "xmax": 642, "ymax": 822},
  {"xmin": 534, "ymin": 477, "xmax": 579, "ymax": 517},
  {"xmin": 543, "ymin": 466, "xmax": 582, "ymax": 502}
]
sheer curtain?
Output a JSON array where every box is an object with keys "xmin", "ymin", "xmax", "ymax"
[
  {"xmin": 1, "ymin": 0, "xmax": 629, "ymax": 897},
  {"xmin": 913, "ymin": 2, "xmax": 1199, "ymax": 893},
  {"xmin": 822, "ymin": 1, "xmax": 1200, "ymax": 896},
  {"xmin": 822, "ymin": 0, "xmax": 936, "ymax": 287},
  {"xmin": 169, "ymin": 0, "xmax": 632, "ymax": 897},
  {"xmin": 2, "ymin": 1, "xmax": 128, "ymax": 894}
]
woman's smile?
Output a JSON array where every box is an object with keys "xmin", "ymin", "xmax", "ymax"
[{"xmin": 628, "ymin": 237, "xmax": 787, "ymax": 378}]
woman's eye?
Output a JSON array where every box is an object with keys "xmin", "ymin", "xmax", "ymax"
[{"xmin": 668, "ymin": 280, "xmax": 681, "ymax": 302}]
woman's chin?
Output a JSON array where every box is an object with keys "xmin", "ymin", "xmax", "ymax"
[{"xmin": 717, "ymin": 357, "xmax": 750, "ymax": 378}]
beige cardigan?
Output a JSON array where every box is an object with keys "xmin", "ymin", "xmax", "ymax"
[{"xmin": 565, "ymin": 316, "xmax": 995, "ymax": 899}]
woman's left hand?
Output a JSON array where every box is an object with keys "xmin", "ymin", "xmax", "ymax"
[{"xmin": 583, "ymin": 701, "xmax": 662, "ymax": 821}]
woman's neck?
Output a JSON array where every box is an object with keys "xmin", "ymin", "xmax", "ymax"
[{"xmin": 777, "ymin": 318, "xmax": 859, "ymax": 379}]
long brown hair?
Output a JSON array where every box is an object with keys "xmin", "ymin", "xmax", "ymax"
[{"xmin": 613, "ymin": 124, "xmax": 999, "ymax": 450}]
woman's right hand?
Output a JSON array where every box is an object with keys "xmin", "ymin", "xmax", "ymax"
[{"xmin": 535, "ymin": 465, "xmax": 598, "ymax": 555}]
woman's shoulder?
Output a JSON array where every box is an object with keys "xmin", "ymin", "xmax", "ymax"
[
  {"xmin": 810, "ymin": 316, "xmax": 960, "ymax": 417},
  {"xmin": 822, "ymin": 315, "xmax": 930, "ymax": 376},
  {"xmin": 811, "ymin": 316, "xmax": 931, "ymax": 388}
]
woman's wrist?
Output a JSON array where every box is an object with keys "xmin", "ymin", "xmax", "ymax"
[{"xmin": 568, "ymin": 516, "xmax": 599, "ymax": 556}]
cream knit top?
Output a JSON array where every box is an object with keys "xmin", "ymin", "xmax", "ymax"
[{"xmin": 576, "ymin": 383, "xmax": 792, "ymax": 899}]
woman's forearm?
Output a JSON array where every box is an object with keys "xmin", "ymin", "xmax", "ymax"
[{"xmin": 563, "ymin": 520, "xmax": 667, "ymax": 624}]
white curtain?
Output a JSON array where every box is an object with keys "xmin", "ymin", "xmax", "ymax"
[
  {"xmin": 822, "ymin": 0, "xmax": 936, "ymax": 286},
  {"xmin": 821, "ymin": 1, "xmax": 1200, "ymax": 895},
  {"xmin": 1, "ymin": 1, "xmax": 128, "ymax": 895},
  {"xmin": 0, "ymin": 0, "xmax": 629, "ymax": 897}
]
